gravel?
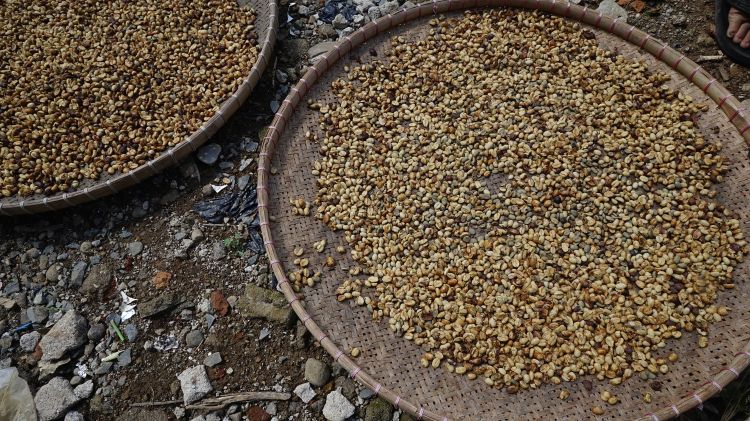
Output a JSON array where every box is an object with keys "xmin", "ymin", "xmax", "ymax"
[
  {"xmin": 19, "ymin": 331, "xmax": 41, "ymax": 352},
  {"xmin": 128, "ymin": 241, "xmax": 144, "ymax": 256},
  {"xmin": 185, "ymin": 329, "xmax": 205, "ymax": 348},
  {"xmin": 293, "ymin": 382, "xmax": 316, "ymax": 404},
  {"xmin": 87, "ymin": 323, "xmax": 106, "ymax": 342},
  {"xmin": 38, "ymin": 310, "xmax": 88, "ymax": 362},
  {"xmin": 198, "ymin": 144, "xmax": 223, "ymax": 165},
  {"xmin": 204, "ymin": 352, "xmax": 223, "ymax": 367},
  {"xmin": 34, "ymin": 377, "xmax": 82, "ymax": 421},
  {"xmin": 322, "ymin": 389, "xmax": 355, "ymax": 421},
  {"xmin": 27, "ymin": 306, "xmax": 49, "ymax": 324},
  {"xmin": 304, "ymin": 358, "xmax": 331, "ymax": 387},
  {"xmin": 74, "ymin": 380, "xmax": 95, "ymax": 399},
  {"xmin": 178, "ymin": 365, "xmax": 213, "ymax": 404},
  {"xmin": 69, "ymin": 261, "xmax": 88, "ymax": 287}
]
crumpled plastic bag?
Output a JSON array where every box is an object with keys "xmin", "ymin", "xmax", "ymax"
[
  {"xmin": 0, "ymin": 367, "xmax": 37, "ymax": 421},
  {"xmin": 193, "ymin": 182, "xmax": 257, "ymax": 224}
]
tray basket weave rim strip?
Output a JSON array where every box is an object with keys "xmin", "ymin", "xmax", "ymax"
[
  {"xmin": 0, "ymin": 0, "xmax": 279, "ymax": 217},
  {"xmin": 258, "ymin": 1, "xmax": 750, "ymax": 420}
]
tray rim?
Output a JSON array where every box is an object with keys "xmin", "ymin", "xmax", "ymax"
[
  {"xmin": 257, "ymin": 1, "xmax": 750, "ymax": 420},
  {"xmin": 0, "ymin": 0, "xmax": 279, "ymax": 216}
]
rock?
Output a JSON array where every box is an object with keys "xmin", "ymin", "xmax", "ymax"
[
  {"xmin": 0, "ymin": 336, "xmax": 12, "ymax": 350},
  {"xmin": 34, "ymin": 377, "xmax": 82, "ymax": 421},
  {"xmin": 304, "ymin": 358, "xmax": 331, "ymax": 387},
  {"xmin": 45, "ymin": 265, "xmax": 60, "ymax": 282},
  {"xmin": 359, "ymin": 387, "xmax": 375, "ymax": 400},
  {"xmin": 152, "ymin": 271, "xmax": 172, "ymax": 289},
  {"xmin": 379, "ymin": 0, "xmax": 399, "ymax": 15},
  {"xmin": 246, "ymin": 406, "xmax": 271, "ymax": 421},
  {"xmin": 211, "ymin": 242, "xmax": 226, "ymax": 260},
  {"xmin": 81, "ymin": 263, "xmax": 113, "ymax": 297},
  {"xmin": 335, "ymin": 377, "xmax": 357, "ymax": 401},
  {"xmin": 122, "ymin": 324, "xmax": 138, "ymax": 342},
  {"xmin": 38, "ymin": 358, "xmax": 70, "ymax": 379},
  {"xmin": 364, "ymin": 397, "xmax": 393, "ymax": 421},
  {"xmin": 237, "ymin": 175, "xmax": 251, "ymax": 191},
  {"xmin": 20, "ymin": 331, "xmax": 41, "ymax": 352},
  {"xmin": 69, "ymin": 261, "xmax": 88, "ymax": 287},
  {"xmin": 79, "ymin": 242, "xmax": 93, "ymax": 254},
  {"xmin": 186, "ymin": 330, "xmax": 204, "ymax": 348},
  {"xmin": 95, "ymin": 361, "xmax": 113, "ymax": 375},
  {"xmin": 294, "ymin": 322, "xmax": 309, "ymax": 349},
  {"xmin": 117, "ymin": 348, "xmax": 132, "ymax": 367},
  {"xmin": 27, "ymin": 306, "xmax": 49, "ymax": 324},
  {"xmin": 210, "ymin": 290, "xmax": 230, "ymax": 316},
  {"xmin": 595, "ymin": 0, "xmax": 627, "ymax": 21},
  {"xmin": 191, "ymin": 228, "xmax": 205, "ymax": 242},
  {"xmin": 65, "ymin": 412, "xmax": 85, "ymax": 421},
  {"xmin": 87, "ymin": 323, "xmax": 106, "ymax": 342},
  {"xmin": 141, "ymin": 293, "xmax": 182, "ymax": 318},
  {"xmin": 265, "ymin": 402, "xmax": 277, "ymax": 416},
  {"xmin": 332, "ymin": 13, "xmax": 348, "ymax": 29},
  {"xmin": 293, "ymin": 382, "xmax": 316, "ymax": 403},
  {"xmin": 317, "ymin": 24, "xmax": 337, "ymax": 38},
  {"xmin": 178, "ymin": 365, "xmax": 213, "ymax": 404},
  {"xmin": 237, "ymin": 284, "xmax": 294, "ymax": 324},
  {"xmin": 308, "ymin": 41, "xmax": 337, "ymax": 61},
  {"xmin": 39, "ymin": 310, "xmax": 88, "ymax": 362},
  {"xmin": 367, "ymin": 7, "xmax": 381, "ymax": 21},
  {"xmin": 128, "ymin": 241, "xmax": 144, "ymax": 256},
  {"xmin": 204, "ymin": 352, "xmax": 222, "ymax": 367},
  {"xmin": 197, "ymin": 144, "xmax": 222, "ymax": 165},
  {"xmin": 74, "ymin": 380, "xmax": 95, "ymax": 399},
  {"xmin": 322, "ymin": 390, "xmax": 355, "ymax": 421}
]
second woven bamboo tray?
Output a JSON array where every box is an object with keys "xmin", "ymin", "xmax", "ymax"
[
  {"xmin": 0, "ymin": 0, "xmax": 278, "ymax": 216},
  {"xmin": 258, "ymin": 1, "xmax": 750, "ymax": 419}
]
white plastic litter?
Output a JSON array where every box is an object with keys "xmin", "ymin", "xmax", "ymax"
[{"xmin": 0, "ymin": 367, "xmax": 37, "ymax": 421}]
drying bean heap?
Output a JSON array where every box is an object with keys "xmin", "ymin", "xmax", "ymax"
[
  {"xmin": 0, "ymin": 0, "xmax": 258, "ymax": 197},
  {"xmin": 313, "ymin": 9, "xmax": 748, "ymax": 392}
]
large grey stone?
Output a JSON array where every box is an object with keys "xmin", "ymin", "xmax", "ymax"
[
  {"xmin": 178, "ymin": 365, "xmax": 213, "ymax": 404},
  {"xmin": 34, "ymin": 377, "xmax": 82, "ymax": 421},
  {"xmin": 237, "ymin": 284, "xmax": 293, "ymax": 324},
  {"xmin": 322, "ymin": 390, "xmax": 355, "ymax": 421},
  {"xmin": 39, "ymin": 310, "xmax": 88, "ymax": 361}
]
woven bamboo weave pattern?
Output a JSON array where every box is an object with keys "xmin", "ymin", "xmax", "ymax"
[{"xmin": 259, "ymin": 1, "xmax": 750, "ymax": 419}]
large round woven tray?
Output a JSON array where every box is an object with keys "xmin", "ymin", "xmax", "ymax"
[
  {"xmin": 0, "ymin": 0, "xmax": 278, "ymax": 216},
  {"xmin": 258, "ymin": 1, "xmax": 750, "ymax": 419}
]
